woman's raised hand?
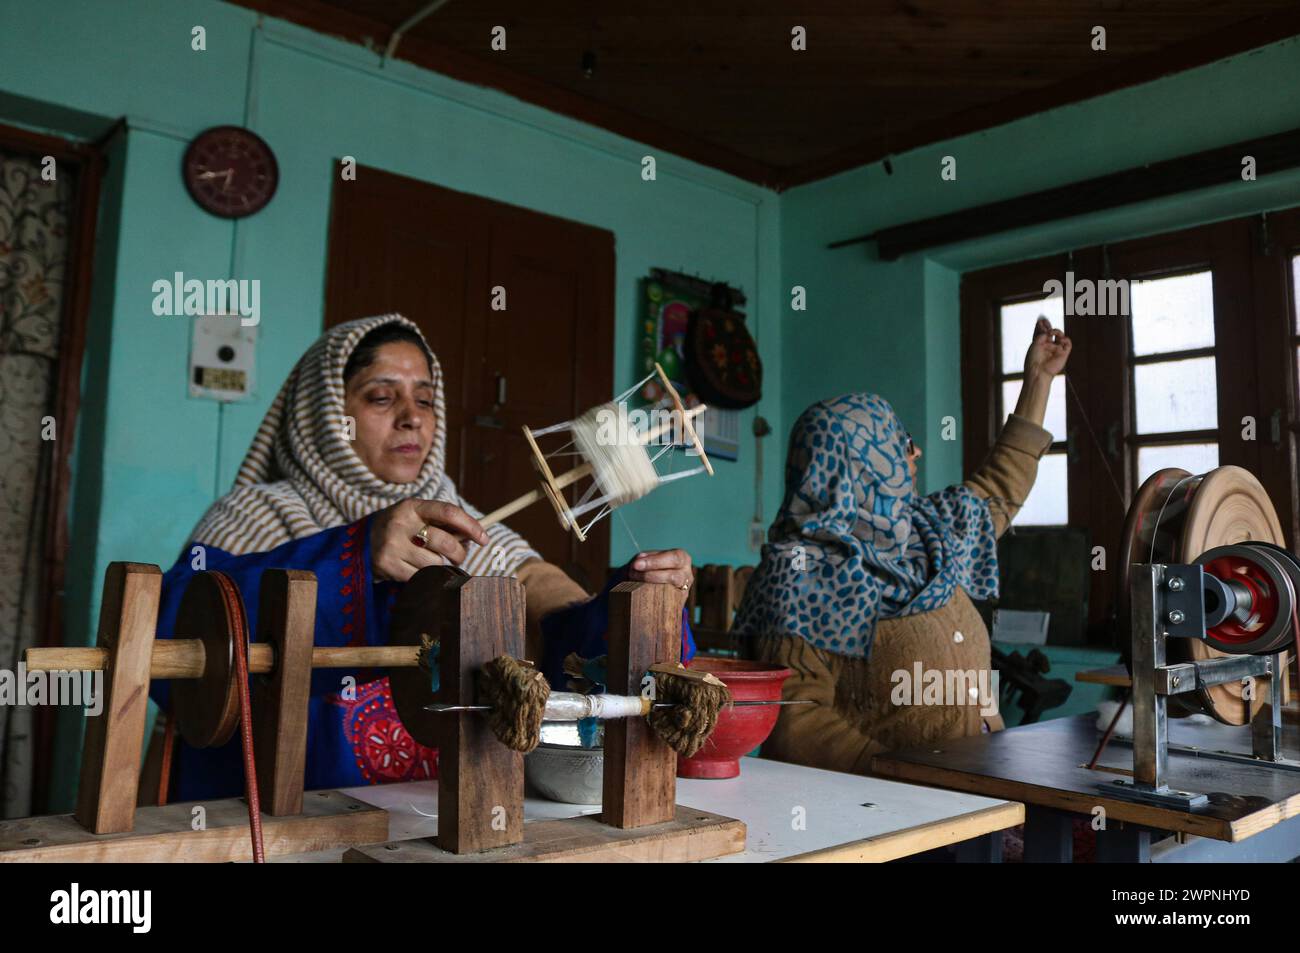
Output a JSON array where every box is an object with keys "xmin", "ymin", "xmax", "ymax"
[
  {"xmin": 1012, "ymin": 317, "xmax": 1073, "ymax": 430},
  {"xmin": 1024, "ymin": 316, "xmax": 1072, "ymax": 378},
  {"xmin": 369, "ymin": 498, "xmax": 490, "ymax": 582},
  {"xmin": 628, "ymin": 548, "xmax": 694, "ymax": 592}
]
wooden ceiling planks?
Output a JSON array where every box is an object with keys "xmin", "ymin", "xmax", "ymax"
[{"xmin": 226, "ymin": 0, "xmax": 1300, "ymax": 188}]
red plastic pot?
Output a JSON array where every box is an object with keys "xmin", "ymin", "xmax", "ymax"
[{"xmin": 677, "ymin": 658, "xmax": 792, "ymax": 779}]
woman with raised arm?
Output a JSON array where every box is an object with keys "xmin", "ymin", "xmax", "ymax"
[{"xmin": 733, "ymin": 318, "xmax": 1071, "ymax": 774}]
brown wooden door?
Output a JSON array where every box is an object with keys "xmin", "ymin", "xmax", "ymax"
[{"xmin": 324, "ymin": 164, "xmax": 613, "ymax": 586}]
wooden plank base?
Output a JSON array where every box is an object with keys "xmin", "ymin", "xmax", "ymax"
[
  {"xmin": 343, "ymin": 805, "xmax": 745, "ymax": 863},
  {"xmin": 872, "ymin": 715, "xmax": 1300, "ymax": 843},
  {"xmin": 0, "ymin": 791, "xmax": 388, "ymax": 862}
]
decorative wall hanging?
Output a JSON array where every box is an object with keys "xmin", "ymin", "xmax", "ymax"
[{"xmin": 640, "ymin": 269, "xmax": 759, "ymax": 461}]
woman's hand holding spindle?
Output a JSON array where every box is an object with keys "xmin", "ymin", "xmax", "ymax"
[
  {"xmin": 628, "ymin": 548, "xmax": 694, "ymax": 591},
  {"xmin": 369, "ymin": 498, "xmax": 490, "ymax": 582}
]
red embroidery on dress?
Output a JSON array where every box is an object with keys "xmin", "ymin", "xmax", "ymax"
[
  {"xmin": 340, "ymin": 520, "xmax": 367, "ymax": 648},
  {"xmin": 336, "ymin": 677, "xmax": 438, "ymax": 783}
]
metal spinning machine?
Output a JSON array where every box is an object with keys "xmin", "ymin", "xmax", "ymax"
[{"xmin": 1112, "ymin": 465, "xmax": 1300, "ymax": 809}]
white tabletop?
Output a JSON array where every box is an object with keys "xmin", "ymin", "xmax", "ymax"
[{"xmin": 277, "ymin": 756, "xmax": 1022, "ymax": 863}]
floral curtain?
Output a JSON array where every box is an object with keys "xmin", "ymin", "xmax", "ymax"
[{"xmin": 0, "ymin": 148, "xmax": 71, "ymax": 818}]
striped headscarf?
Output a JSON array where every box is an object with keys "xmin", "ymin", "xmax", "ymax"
[
  {"xmin": 190, "ymin": 313, "xmax": 540, "ymax": 576},
  {"xmin": 732, "ymin": 393, "xmax": 999, "ymax": 659}
]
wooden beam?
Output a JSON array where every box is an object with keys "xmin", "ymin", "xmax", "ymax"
[{"xmin": 834, "ymin": 128, "xmax": 1300, "ymax": 260}]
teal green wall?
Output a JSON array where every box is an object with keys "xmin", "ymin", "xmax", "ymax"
[
  {"xmin": 1, "ymin": 0, "xmax": 783, "ymax": 808},
  {"xmin": 780, "ymin": 35, "xmax": 1300, "ymax": 494}
]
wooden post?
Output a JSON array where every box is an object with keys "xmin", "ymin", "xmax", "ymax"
[
  {"xmin": 253, "ymin": 569, "xmax": 317, "ymax": 817},
  {"xmin": 417, "ymin": 567, "xmax": 526, "ymax": 854},
  {"xmin": 75, "ymin": 563, "xmax": 161, "ymax": 834},
  {"xmin": 697, "ymin": 565, "xmax": 735, "ymax": 631},
  {"xmin": 602, "ymin": 580, "xmax": 680, "ymax": 829}
]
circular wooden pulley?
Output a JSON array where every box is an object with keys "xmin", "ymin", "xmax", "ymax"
[
  {"xmin": 1118, "ymin": 465, "xmax": 1287, "ymax": 725},
  {"xmin": 172, "ymin": 571, "xmax": 245, "ymax": 748}
]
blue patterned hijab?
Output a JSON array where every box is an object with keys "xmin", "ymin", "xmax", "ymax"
[{"xmin": 733, "ymin": 393, "xmax": 999, "ymax": 659}]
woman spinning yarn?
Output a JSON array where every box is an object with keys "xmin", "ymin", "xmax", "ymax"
[
  {"xmin": 733, "ymin": 318, "xmax": 1071, "ymax": 774},
  {"xmin": 151, "ymin": 314, "xmax": 695, "ymax": 798}
]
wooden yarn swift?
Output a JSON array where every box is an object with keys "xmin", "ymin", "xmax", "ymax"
[{"xmin": 479, "ymin": 363, "xmax": 713, "ymax": 542}]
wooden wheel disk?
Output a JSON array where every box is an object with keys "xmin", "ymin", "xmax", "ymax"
[
  {"xmin": 172, "ymin": 571, "xmax": 243, "ymax": 748},
  {"xmin": 389, "ymin": 566, "xmax": 466, "ymax": 749},
  {"xmin": 1119, "ymin": 467, "xmax": 1216, "ymax": 719},
  {"xmin": 1116, "ymin": 467, "xmax": 1196, "ymax": 652},
  {"xmin": 1179, "ymin": 466, "xmax": 1285, "ymax": 725}
]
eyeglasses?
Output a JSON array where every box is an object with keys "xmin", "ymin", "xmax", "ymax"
[{"xmin": 905, "ymin": 432, "xmax": 916, "ymax": 456}]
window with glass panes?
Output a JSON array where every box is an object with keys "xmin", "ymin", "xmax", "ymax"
[{"xmin": 1129, "ymin": 271, "xmax": 1219, "ymax": 485}]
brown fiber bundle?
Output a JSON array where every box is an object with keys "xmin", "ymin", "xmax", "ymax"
[
  {"xmin": 648, "ymin": 665, "xmax": 731, "ymax": 758},
  {"xmin": 478, "ymin": 655, "xmax": 551, "ymax": 753}
]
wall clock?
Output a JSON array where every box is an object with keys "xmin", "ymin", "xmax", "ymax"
[{"xmin": 182, "ymin": 125, "xmax": 278, "ymax": 219}]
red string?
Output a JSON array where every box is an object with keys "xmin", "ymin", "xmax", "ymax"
[
  {"xmin": 214, "ymin": 573, "xmax": 265, "ymax": 863},
  {"xmin": 232, "ymin": 610, "xmax": 265, "ymax": 861},
  {"xmin": 157, "ymin": 705, "xmax": 175, "ymax": 805},
  {"xmin": 1087, "ymin": 690, "xmax": 1129, "ymax": 770}
]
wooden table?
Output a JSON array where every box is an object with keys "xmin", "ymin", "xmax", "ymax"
[
  {"xmin": 872, "ymin": 714, "xmax": 1300, "ymax": 862},
  {"xmin": 275, "ymin": 757, "xmax": 1023, "ymax": 863}
]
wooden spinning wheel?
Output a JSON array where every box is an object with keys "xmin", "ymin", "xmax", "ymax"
[{"xmin": 1118, "ymin": 465, "xmax": 1287, "ymax": 725}]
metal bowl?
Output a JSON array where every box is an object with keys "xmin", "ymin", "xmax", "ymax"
[{"xmin": 524, "ymin": 723, "xmax": 604, "ymax": 805}]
